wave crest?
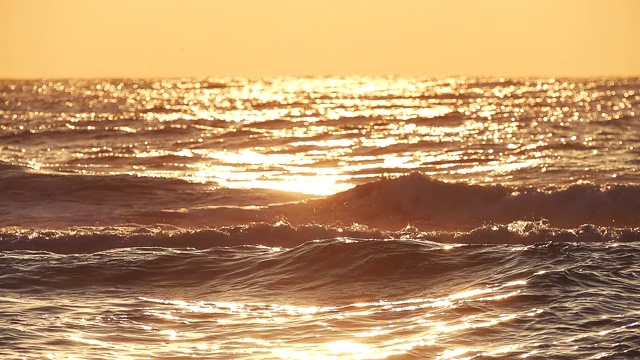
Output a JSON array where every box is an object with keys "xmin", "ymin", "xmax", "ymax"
[
  {"xmin": 1, "ymin": 221, "xmax": 638, "ymax": 254},
  {"xmin": 280, "ymin": 173, "xmax": 640, "ymax": 230},
  {"xmin": 1, "ymin": 170, "xmax": 639, "ymax": 231}
]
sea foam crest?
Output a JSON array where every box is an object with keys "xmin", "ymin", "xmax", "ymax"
[
  {"xmin": 0, "ymin": 221, "xmax": 638, "ymax": 254},
  {"xmin": 1, "ymin": 166, "xmax": 639, "ymax": 231},
  {"xmin": 291, "ymin": 173, "xmax": 640, "ymax": 230}
]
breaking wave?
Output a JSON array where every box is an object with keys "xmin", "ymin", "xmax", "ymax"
[
  {"xmin": 1, "ymin": 221, "xmax": 638, "ymax": 254},
  {"xmin": 294, "ymin": 173, "xmax": 640, "ymax": 230},
  {"xmin": 1, "ymin": 167, "xmax": 639, "ymax": 231}
]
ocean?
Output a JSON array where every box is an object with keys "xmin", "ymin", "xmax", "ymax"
[{"xmin": 1, "ymin": 77, "xmax": 639, "ymax": 359}]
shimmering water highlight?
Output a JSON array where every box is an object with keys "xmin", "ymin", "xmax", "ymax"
[{"xmin": 1, "ymin": 76, "xmax": 639, "ymax": 359}]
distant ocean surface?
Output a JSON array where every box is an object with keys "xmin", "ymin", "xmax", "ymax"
[{"xmin": 1, "ymin": 77, "xmax": 639, "ymax": 359}]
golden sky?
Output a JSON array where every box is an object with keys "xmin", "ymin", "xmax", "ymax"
[{"xmin": 1, "ymin": 0, "xmax": 639, "ymax": 78}]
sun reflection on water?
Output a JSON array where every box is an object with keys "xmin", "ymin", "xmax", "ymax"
[
  {"xmin": 118, "ymin": 278, "xmax": 533, "ymax": 359},
  {"xmin": 5, "ymin": 77, "xmax": 636, "ymax": 196},
  {"xmin": 26, "ymin": 271, "xmax": 638, "ymax": 359}
]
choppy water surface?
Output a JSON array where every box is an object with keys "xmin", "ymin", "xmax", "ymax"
[
  {"xmin": 2, "ymin": 240, "xmax": 640, "ymax": 359},
  {"xmin": 1, "ymin": 77, "xmax": 640, "ymax": 359},
  {"xmin": 2, "ymin": 77, "xmax": 638, "ymax": 194}
]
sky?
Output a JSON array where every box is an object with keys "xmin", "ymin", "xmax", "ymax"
[{"xmin": 1, "ymin": 0, "xmax": 639, "ymax": 79}]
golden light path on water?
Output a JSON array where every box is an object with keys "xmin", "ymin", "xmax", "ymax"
[
  {"xmin": 3, "ymin": 78, "xmax": 640, "ymax": 359},
  {"xmin": 44, "ymin": 277, "xmax": 541, "ymax": 359},
  {"xmin": 7, "ymin": 76, "xmax": 637, "ymax": 196},
  {"xmin": 176, "ymin": 80, "xmax": 540, "ymax": 195}
]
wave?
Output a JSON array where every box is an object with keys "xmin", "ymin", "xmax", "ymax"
[
  {"xmin": 273, "ymin": 173, "xmax": 640, "ymax": 230},
  {"xmin": 1, "ymin": 221, "xmax": 638, "ymax": 254},
  {"xmin": 0, "ymin": 163, "xmax": 311, "ymax": 228},
  {"xmin": 1, "ymin": 168, "xmax": 639, "ymax": 231},
  {"xmin": 2, "ymin": 230, "xmax": 639, "ymax": 298}
]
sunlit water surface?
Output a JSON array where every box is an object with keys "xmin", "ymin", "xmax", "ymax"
[
  {"xmin": 1, "ymin": 77, "xmax": 640, "ymax": 359},
  {"xmin": 3, "ymin": 240, "xmax": 640, "ymax": 359},
  {"xmin": 2, "ymin": 77, "xmax": 638, "ymax": 194}
]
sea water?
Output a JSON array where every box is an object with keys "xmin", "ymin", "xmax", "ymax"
[{"xmin": 1, "ymin": 77, "xmax": 639, "ymax": 359}]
